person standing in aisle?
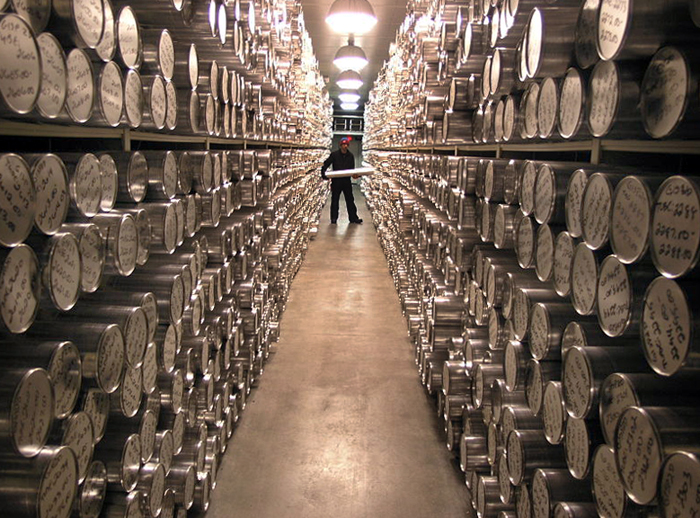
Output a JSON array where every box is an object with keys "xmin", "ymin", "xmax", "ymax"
[{"xmin": 321, "ymin": 137, "xmax": 363, "ymax": 224}]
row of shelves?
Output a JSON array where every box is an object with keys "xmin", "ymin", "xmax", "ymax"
[
  {"xmin": 373, "ymin": 138, "xmax": 700, "ymax": 163},
  {"xmin": 0, "ymin": 120, "xmax": 322, "ymax": 151}
]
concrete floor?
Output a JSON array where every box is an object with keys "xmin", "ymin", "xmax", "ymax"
[{"xmin": 207, "ymin": 185, "xmax": 469, "ymax": 518}]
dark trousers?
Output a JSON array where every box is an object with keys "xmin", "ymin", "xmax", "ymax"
[{"xmin": 330, "ymin": 178, "xmax": 359, "ymax": 222}]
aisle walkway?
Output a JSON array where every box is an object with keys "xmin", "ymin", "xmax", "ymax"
[{"xmin": 207, "ymin": 186, "xmax": 469, "ymax": 518}]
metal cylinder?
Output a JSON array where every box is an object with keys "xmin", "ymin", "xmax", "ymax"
[
  {"xmin": 36, "ymin": 33, "xmax": 68, "ymax": 120},
  {"xmin": 525, "ymin": 358, "xmax": 561, "ymax": 417},
  {"xmin": 558, "ymin": 67, "xmax": 589, "ymax": 140},
  {"xmin": 0, "ymin": 15, "xmax": 42, "ymax": 116},
  {"xmin": 525, "ymin": 7, "xmax": 579, "ymax": 79},
  {"xmin": 649, "ymin": 176, "xmax": 700, "ymax": 279},
  {"xmin": 562, "ymin": 345, "xmax": 648, "ymax": 420},
  {"xmin": 591, "ymin": 444, "xmax": 640, "ymax": 518},
  {"xmin": 531, "ymin": 468, "xmax": 592, "ymax": 518},
  {"xmin": 659, "ymin": 451, "xmax": 700, "ymax": 518},
  {"xmin": 615, "ymin": 406, "xmax": 700, "ymax": 505},
  {"xmin": 586, "ymin": 59, "xmax": 645, "ymax": 139},
  {"xmin": 74, "ymin": 459, "xmax": 107, "ymax": 518},
  {"xmin": 0, "ymin": 445, "xmax": 78, "ymax": 518},
  {"xmin": 0, "ymin": 245, "xmax": 42, "ymax": 334},
  {"xmin": 641, "ymin": 276, "xmax": 700, "ymax": 376},
  {"xmin": 570, "ymin": 242, "xmax": 599, "ymax": 316},
  {"xmin": 542, "ymin": 380, "xmax": 567, "ymax": 445},
  {"xmin": 506, "ymin": 429, "xmax": 566, "ymax": 486}
]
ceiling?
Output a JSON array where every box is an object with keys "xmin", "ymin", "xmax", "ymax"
[{"xmin": 299, "ymin": 0, "xmax": 409, "ymax": 115}]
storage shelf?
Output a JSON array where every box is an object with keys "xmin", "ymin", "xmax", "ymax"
[
  {"xmin": 369, "ymin": 138, "xmax": 700, "ymax": 162},
  {"xmin": 0, "ymin": 119, "xmax": 317, "ymax": 150}
]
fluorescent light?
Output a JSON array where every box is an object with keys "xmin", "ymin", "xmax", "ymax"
[
  {"xmin": 338, "ymin": 91, "xmax": 361, "ymax": 103},
  {"xmin": 340, "ymin": 102, "xmax": 360, "ymax": 110},
  {"xmin": 333, "ymin": 42, "xmax": 368, "ymax": 71},
  {"xmin": 325, "ymin": 0, "xmax": 377, "ymax": 35},
  {"xmin": 336, "ymin": 70, "xmax": 363, "ymax": 90}
]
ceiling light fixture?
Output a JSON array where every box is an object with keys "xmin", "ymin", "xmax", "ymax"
[
  {"xmin": 336, "ymin": 70, "xmax": 363, "ymax": 90},
  {"xmin": 338, "ymin": 91, "xmax": 361, "ymax": 103},
  {"xmin": 325, "ymin": 0, "xmax": 377, "ymax": 35},
  {"xmin": 340, "ymin": 102, "xmax": 360, "ymax": 111},
  {"xmin": 333, "ymin": 36, "xmax": 368, "ymax": 71}
]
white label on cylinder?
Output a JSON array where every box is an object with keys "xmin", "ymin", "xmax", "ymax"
[
  {"xmin": 124, "ymin": 70, "xmax": 143, "ymax": 128},
  {"xmin": 526, "ymin": 362, "xmax": 543, "ymax": 415},
  {"xmin": 565, "ymin": 170, "xmax": 588, "ymax": 238},
  {"xmin": 528, "ymin": 304, "xmax": 549, "ymax": 360},
  {"xmin": 525, "ymin": 84, "xmax": 540, "ymax": 138},
  {"xmin": 165, "ymin": 79, "xmax": 177, "ymax": 130},
  {"xmin": 611, "ymin": 176, "xmax": 651, "ymax": 263},
  {"xmin": 122, "ymin": 435, "xmax": 141, "ymax": 490},
  {"xmin": 0, "ymin": 154, "xmax": 35, "ymax": 246},
  {"xmin": 118, "ymin": 7, "xmax": 140, "ymax": 68},
  {"xmin": 97, "ymin": 325, "xmax": 124, "ymax": 393},
  {"xmin": 188, "ymin": 44, "xmax": 198, "ymax": 90},
  {"xmin": 513, "ymin": 289, "xmax": 529, "ymax": 341},
  {"xmin": 534, "ymin": 166, "xmax": 554, "ymax": 225},
  {"xmin": 0, "ymin": 245, "xmax": 39, "ymax": 333},
  {"xmin": 117, "ymin": 215, "xmax": 138, "ymax": 275},
  {"xmin": 79, "ymin": 225, "xmax": 103, "ymax": 292},
  {"xmin": 0, "ymin": 15, "xmax": 41, "ymax": 114},
  {"xmin": 150, "ymin": 464, "xmax": 166, "ymax": 515},
  {"xmin": 142, "ymin": 342, "xmax": 157, "ymax": 393},
  {"xmin": 537, "ymin": 77, "xmax": 557, "ymax": 138},
  {"xmin": 641, "ymin": 47, "xmax": 687, "ymax": 139},
  {"xmin": 526, "ymin": 9, "xmax": 543, "ymax": 77},
  {"xmin": 36, "ymin": 34, "xmax": 67, "ymax": 118},
  {"xmin": 596, "ymin": 256, "xmax": 631, "ymax": 337},
  {"xmin": 615, "ymin": 408, "xmax": 662, "ymax": 504},
  {"xmin": 74, "ymin": 154, "xmax": 101, "ymax": 217},
  {"xmin": 562, "ymin": 347, "xmax": 591, "ymax": 418},
  {"xmin": 39, "ymin": 447, "xmax": 78, "ymax": 518},
  {"xmin": 99, "ymin": 61, "xmax": 123, "ymax": 127},
  {"xmin": 531, "ymin": 470, "xmax": 549, "ymax": 518},
  {"xmin": 599, "ymin": 373, "xmax": 637, "ymax": 446},
  {"xmin": 185, "ymin": 195, "xmax": 197, "ymax": 237},
  {"xmin": 141, "ymin": 292, "xmax": 157, "ymax": 342},
  {"xmin": 660, "ymin": 453, "xmax": 700, "ymax": 518},
  {"xmin": 50, "ymin": 233, "xmax": 81, "ymax": 311},
  {"xmin": 499, "ymin": 454, "xmax": 513, "ymax": 503},
  {"xmin": 535, "ymin": 225, "xmax": 554, "ymax": 281},
  {"xmin": 565, "ymin": 417, "xmax": 589, "ymax": 479},
  {"xmin": 520, "ymin": 162, "xmax": 537, "ymax": 215},
  {"xmin": 559, "ymin": 69, "xmax": 583, "ymax": 138},
  {"xmin": 128, "ymin": 154, "xmax": 148, "ymax": 203},
  {"xmin": 164, "ymin": 203, "xmax": 178, "ymax": 253},
  {"xmin": 170, "ymin": 276, "xmax": 184, "ymax": 323},
  {"xmin": 571, "ymin": 244, "xmax": 597, "ymax": 315},
  {"xmin": 593, "ymin": 445, "xmax": 626, "ymax": 518},
  {"xmin": 63, "ymin": 412, "xmax": 94, "ymax": 481},
  {"xmin": 95, "ymin": 0, "xmax": 115, "ymax": 61},
  {"xmin": 543, "ymin": 382, "xmax": 565, "ymax": 444},
  {"xmin": 172, "ymin": 411, "xmax": 184, "ymax": 453},
  {"xmin": 651, "ymin": 176, "xmax": 700, "ymax": 278},
  {"xmin": 32, "ymin": 155, "xmax": 69, "ymax": 235},
  {"xmin": 588, "ymin": 61, "xmax": 618, "ymax": 137},
  {"xmin": 516, "ymin": 216, "xmax": 534, "ymax": 268},
  {"xmin": 65, "ymin": 50, "xmax": 94, "ymax": 123},
  {"xmin": 507, "ymin": 432, "xmax": 524, "ymax": 484},
  {"xmin": 82, "ymin": 389, "xmax": 108, "ymax": 440},
  {"xmin": 48, "ymin": 343, "xmax": 81, "ymax": 418},
  {"xmin": 163, "ymin": 324, "xmax": 178, "ymax": 372},
  {"xmin": 159, "ymin": 431, "xmax": 174, "ymax": 471},
  {"xmin": 140, "ymin": 411, "xmax": 156, "ymax": 461},
  {"xmin": 597, "ymin": 0, "xmax": 629, "ymax": 61},
  {"xmin": 504, "ymin": 343, "xmax": 519, "ymax": 390},
  {"xmin": 98, "ymin": 154, "xmax": 117, "ymax": 212},
  {"xmin": 12, "ymin": 369, "xmax": 53, "ymax": 456},
  {"xmin": 562, "ymin": 322, "xmax": 586, "ymax": 354},
  {"xmin": 503, "ymin": 96, "xmax": 515, "ymax": 140},
  {"xmin": 125, "ymin": 308, "xmax": 147, "ymax": 367},
  {"xmin": 73, "ymin": 0, "xmax": 104, "ymax": 48},
  {"xmin": 163, "ymin": 152, "xmax": 178, "ymax": 199},
  {"xmin": 159, "ymin": 30, "xmax": 175, "ymax": 80},
  {"xmin": 121, "ymin": 365, "xmax": 142, "ymax": 416},
  {"xmin": 582, "ymin": 174, "xmax": 612, "ymax": 249},
  {"xmin": 642, "ymin": 277, "xmax": 691, "ymax": 376},
  {"xmin": 150, "ymin": 76, "xmax": 166, "ymax": 129}
]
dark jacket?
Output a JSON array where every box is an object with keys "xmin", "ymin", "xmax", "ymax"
[{"xmin": 321, "ymin": 149, "xmax": 355, "ymax": 179}]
